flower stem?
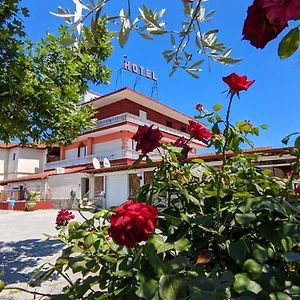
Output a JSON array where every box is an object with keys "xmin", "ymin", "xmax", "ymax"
[
  {"xmin": 216, "ymin": 92, "xmax": 235, "ymax": 224},
  {"xmin": 222, "ymin": 93, "xmax": 235, "ymax": 163}
]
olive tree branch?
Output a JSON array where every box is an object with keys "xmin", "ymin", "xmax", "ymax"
[{"xmin": 174, "ymin": 0, "xmax": 202, "ymax": 63}]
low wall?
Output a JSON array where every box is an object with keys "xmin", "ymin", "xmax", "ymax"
[
  {"xmin": 0, "ymin": 200, "xmax": 53, "ymax": 211},
  {"xmin": 51, "ymin": 198, "xmax": 79, "ymax": 210}
]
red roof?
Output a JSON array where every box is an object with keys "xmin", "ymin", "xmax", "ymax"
[
  {"xmin": 0, "ymin": 166, "xmax": 87, "ymax": 185},
  {"xmin": 0, "ymin": 143, "xmax": 47, "ymax": 150}
]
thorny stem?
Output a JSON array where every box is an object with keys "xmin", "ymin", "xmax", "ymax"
[{"xmin": 216, "ymin": 92, "xmax": 235, "ymax": 224}]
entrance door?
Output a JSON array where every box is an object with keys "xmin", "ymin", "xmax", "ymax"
[
  {"xmin": 105, "ymin": 174, "xmax": 128, "ymax": 207},
  {"xmin": 81, "ymin": 178, "xmax": 90, "ymax": 199}
]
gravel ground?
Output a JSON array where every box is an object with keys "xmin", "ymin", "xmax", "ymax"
[{"xmin": 0, "ymin": 209, "xmax": 88, "ymax": 300}]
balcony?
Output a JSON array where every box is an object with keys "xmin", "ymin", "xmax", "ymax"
[
  {"xmin": 44, "ymin": 149, "xmax": 160, "ymax": 170},
  {"xmin": 94, "ymin": 113, "xmax": 191, "ymax": 139}
]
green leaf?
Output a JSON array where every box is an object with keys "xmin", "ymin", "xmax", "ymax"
[
  {"xmin": 228, "ymin": 239, "xmax": 250, "ymax": 265},
  {"xmin": 85, "ymin": 232, "xmax": 98, "ymax": 246},
  {"xmin": 144, "ymin": 244, "xmax": 163, "ymax": 275},
  {"xmin": 295, "ymin": 136, "xmax": 300, "ymax": 149},
  {"xmin": 281, "ymin": 132, "xmax": 300, "ymax": 145},
  {"xmin": 28, "ymin": 265, "xmax": 55, "ymax": 287},
  {"xmin": 260, "ymin": 123, "xmax": 268, "ymax": 130},
  {"xmin": 252, "ymin": 244, "xmax": 269, "ymax": 264},
  {"xmin": 235, "ymin": 213, "xmax": 257, "ymax": 226},
  {"xmin": 213, "ymin": 103, "xmax": 222, "ymax": 111},
  {"xmin": 136, "ymin": 273, "xmax": 158, "ymax": 299},
  {"xmin": 186, "ymin": 69, "xmax": 200, "ymax": 78},
  {"xmin": 157, "ymin": 242, "xmax": 174, "ymax": 254},
  {"xmin": 68, "ymin": 256, "xmax": 89, "ymax": 274},
  {"xmin": 233, "ymin": 273, "xmax": 262, "ymax": 294},
  {"xmin": 190, "ymin": 59, "xmax": 204, "ymax": 68},
  {"xmin": 278, "ymin": 27, "xmax": 300, "ymax": 59},
  {"xmin": 170, "ymin": 34, "xmax": 175, "ymax": 46},
  {"xmin": 243, "ymin": 259, "xmax": 263, "ymax": 280},
  {"xmin": 174, "ymin": 238, "xmax": 191, "ymax": 252},
  {"xmin": 270, "ymin": 292, "xmax": 292, "ymax": 300},
  {"xmin": 159, "ymin": 274, "xmax": 186, "ymax": 300},
  {"xmin": 140, "ymin": 33, "xmax": 153, "ymax": 40},
  {"xmin": 149, "ymin": 234, "xmax": 165, "ymax": 250}
]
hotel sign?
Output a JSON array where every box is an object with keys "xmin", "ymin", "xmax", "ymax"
[{"xmin": 123, "ymin": 60, "xmax": 157, "ymax": 81}]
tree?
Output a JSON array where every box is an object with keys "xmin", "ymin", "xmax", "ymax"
[{"xmin": 0, "ymin": 0, "xmax": 112, "ymax": 144}]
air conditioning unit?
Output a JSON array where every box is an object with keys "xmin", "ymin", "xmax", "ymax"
[{"xmin": 55, "ymin": 167, "xmax": 65, "ymax": 174}]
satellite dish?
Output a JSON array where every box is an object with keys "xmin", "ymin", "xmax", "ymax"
[
  {"xmin": 103, "ymin": 157, "xmax": 111, "ymax": 168},
  {"xmin": 92, "ymin": 157, "xmax": 101, "ymax": 169}
]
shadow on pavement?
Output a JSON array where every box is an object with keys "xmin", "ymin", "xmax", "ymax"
[{"xmin": 0, "ymin": 239, "xmax": 62, "ymax": 284}]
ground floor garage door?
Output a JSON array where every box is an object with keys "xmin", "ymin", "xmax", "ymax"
[{"xmin": 105, "ymin": 174, "xmax": 128, "ymax": 207}]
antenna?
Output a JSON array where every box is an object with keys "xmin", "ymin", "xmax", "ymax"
[
  {"xmin": 92, "ymin": 157, "xmax": 101, "ymax": 169},
  {"xmin": 103, "ymin": 157, "xmax": 111, "ymax": 168}
]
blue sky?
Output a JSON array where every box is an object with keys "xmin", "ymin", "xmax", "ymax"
[{"xmin": 21, "ymin": 0, "xmax": 299, "ymax": 148}]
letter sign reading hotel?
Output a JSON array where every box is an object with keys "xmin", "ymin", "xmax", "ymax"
[{"xmin": 123, "ymin": 60, "xmax": 157, "ymax": 81}]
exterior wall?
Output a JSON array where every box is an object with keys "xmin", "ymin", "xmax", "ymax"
[
  {"xmin": 7, "ymin": 148, "xmax": 19, "ymax": 178},
  {"xmin": 65, "ymin": 148, "xmax": 78, "ymax": 159},
  {"xmin": 17, "ymin": 148, "xmax": 46, "ymax": 174},
  {"xmin": 3, "ymin": 147, "xmax": 46, "ymax": 180},
  {"xmin": 96, "ymin": 99, "xmax": 188, "ymax": 131},
  {"xmin": 1, "ymin": 179, "xmax": 46, "ymax": 201},
  {"xmin": 0, "ymin": 149, "xmax": 8, "ymax": 182},
  {"xmin": 93, "ymin": 139, "xmax": 123, "ymax": 154},
  {"xmin": 48, "ymin": 173, "xmax": 85, "ymax": 209}
]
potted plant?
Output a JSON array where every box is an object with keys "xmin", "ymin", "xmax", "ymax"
[{"xmin": 25, "ymin": 191, "xmax": 40, "ymax": 211}]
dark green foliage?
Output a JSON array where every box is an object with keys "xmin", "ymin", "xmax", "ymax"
[{"xmin": 0, "ymin": 0, "xmax": 112, "ymax": 144}]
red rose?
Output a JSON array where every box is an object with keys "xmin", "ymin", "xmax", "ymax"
[
  {"xmin": 222, "ymin": 73, "xmax": 255, "ymax": 93},
  {"xmin": 263, "ymin": 0, "xmax": 300, "ymax": 25},
  {"xmin": 172, "ymin": 137, "xmax": 192, "ymax": 157},
  {"xmin": 187, "ymin": 120, "xmax": 212, "ymax": 143},
  {"xmin": 108, "ymin": 200, "xmax": 158, "ymax": 248},
  {"xmin": 242, "ymin": 0, "xmax": 287, "ymax": 48},
  {"xmin": 56, "ymin": 209, "xmax": 75, "ymax": 227},
  {"xmin": 132, "ymin": 125, "xmax": 162, "ymax": 155}
]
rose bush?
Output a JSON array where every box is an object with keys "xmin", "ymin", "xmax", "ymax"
[{"xmin": 12, "ymin": 73, "xmax": 299, "ymax": 300}]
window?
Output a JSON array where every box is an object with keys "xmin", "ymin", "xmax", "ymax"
[
  {"xmin": 129, "ymin": 173, "xmax": 142, "ymax": 198},
  {"xmin": 144, "ymin": 171, "xmax": 153, "ymax": 185},
  {"xmin": 12, "ymin": 153, "xmax": 16, "ymax": 161},
  {"xmin": 94, "ymin": 176, "xmax": 104, "ymax": 198},
  {"xmin": 78, "ymin": 143, "xmax": 87, "ymax": 157},
  {"xmin": 181, "ymin": 126, "xmax": 186, "ymax": 133}
]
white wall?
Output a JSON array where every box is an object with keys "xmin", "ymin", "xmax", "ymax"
[
  {"xmin": 7, "ymin": 148, "xmax": 19, "ymax": 175},
  {"xmin": 0, "ymin": 149, "xmax": 8, "ymax": 180},
  {"xmin": 48, "ymin": 173, "xmax": 85, "ymax": 200},
  {"xmin": 17, "ymin": 148, "xmax": 47, "ymax": 174},
  {"xmin": 65, "ymin": 148, "xmax": 78, "ymax": 159},
  {"xmin": 93, "ymin": 139, "xmax": 122, "ymax": 154}
]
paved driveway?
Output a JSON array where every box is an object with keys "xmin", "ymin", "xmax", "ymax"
[{"xmin": 0, "ymin": 209, "xmax": 85, "ymax": 299}]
